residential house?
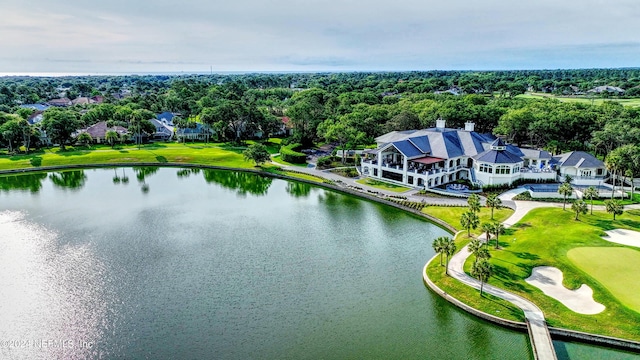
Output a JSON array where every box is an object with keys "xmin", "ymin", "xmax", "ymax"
[
  {"xmin": 47, "ymin": 98, "xmax": 72, "ymax": 107},
  {"xmin": 20, "ymin": 103, "xmax": 50, "ymax": 111},
  {"xmin": 157, "ymin": 112, "xmax": 177, "ymax": 126},
  {"xmin": 149, "ymin": 119, "xmax": 174, "ymax": 141},
  {"xmin": 176, "ymin": 123, "xmax": 212, "ymax": 142},
  {"xmin": 27, "ymin": 111, "xmax": 44, "ymax": 125},
  {"xmin": 79, "ymin": 121, "xmax": 128, "ymax": 144},
  {"xmin": 361, "ymin": 119, "xmax": 557, "ymax": 189},
  {"xmin": 587, "ymin": 85, "xmax": 625, "ymax": 94},
  {"xmin": 552, "ymin": 151, "xmax": 607, "ymax": 185}
]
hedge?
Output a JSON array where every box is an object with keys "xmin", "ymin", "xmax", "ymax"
[{"xmin": 280, "ymin": 143, "xmax": 307, "ymax": 164}]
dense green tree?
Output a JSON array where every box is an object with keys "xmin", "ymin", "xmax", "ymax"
[
  {"xmin": 41, "ymin": 108, "xmax": 81, "ymax": 150},
  {"xmin": 605, "ymin": 199, "xmax": 624, "ymax": 220},
  {"xmin": 317, "ymin": 118, "xmax": 365, "ymax": 164},
  {"xmin": 243, "ymin": 143, "xmax": 271, "ymax": 166},
  {"xmin": 76, "ymin": 132, "xmax": 93, "ymax": 147}
]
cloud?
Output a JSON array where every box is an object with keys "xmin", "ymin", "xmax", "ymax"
[{"xmin": 2, "ymin": 0, "xmax": 640, "ymax": 72}]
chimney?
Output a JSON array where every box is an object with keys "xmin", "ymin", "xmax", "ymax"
[
  {"xmin": 436, "ymin": 118, "xmax": 446, "ymax": 130},
  {"xmin": 464, "ymin": 122, "xmax": 475, "ymax": 132}
]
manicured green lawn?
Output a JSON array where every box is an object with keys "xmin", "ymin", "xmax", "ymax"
[
  {"xmin": 568, "ymin": 247, "xmax": 640, "ymax": 313},
  {"xmin": 0, "ymin": 143, "xmax": 256, "ymax": 170},
  {"xmin": 461, "ymin": 207, "xmax": 640, "ymax": 341},
  {"xmin": 355, "ymin": 178, "xmax": 411, "ymax": 193},
  {"xmin": 517, "ymin": 93, "xmax": 640, "ymax": 107},
  {"xmin": 421, "ymin": 206, "xmax": 514, "ymax": 231}
]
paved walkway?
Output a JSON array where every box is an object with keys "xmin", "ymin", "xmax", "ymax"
[{"xmin": 451, "ymin": 187, "xmax": 558, "ymax": 359}]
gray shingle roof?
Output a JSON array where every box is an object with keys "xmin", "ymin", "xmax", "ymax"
[
  {"xmin": 553, "ymin": 151, "xmax": 604, "ymax": 168},
  {"xmin": 473, "ymin": 149, "xmax": 524, "ymax": 164}
]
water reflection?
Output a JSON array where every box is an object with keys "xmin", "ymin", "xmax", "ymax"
[
  {"xmin": 49, "ymin": 170, "xmax": 87, "ymax": 190},
  {"xmin": 0, "ymin": 172, "xmax": 47, "ymax": 193},
  {"xmin": 133, "ymin": 167, "xmax": 159, "ymax": 194},
  {"xmin": 202, "ymin": 169, "xmax": 272, "ymax": 197},
  {"xmin": 286, "ymin": 182, "xmax": 311, "ymax": 198},
  {"xmin": 0, "ymin": 211, "xmax": 111, "ymax": 359},
  {"xmin": 176, "ymin": 168, "xmax": 201, "ymax": 178},
  {"xmin": 112, "ymin": 168, "xmax": 130, "ymax": 185}
]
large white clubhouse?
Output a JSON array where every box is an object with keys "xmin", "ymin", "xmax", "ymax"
[{"xmin": 360, "ymin": 119, "xmax": 607, "ymax": 189}]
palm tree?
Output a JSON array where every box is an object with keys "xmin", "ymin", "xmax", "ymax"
[
  {"xmin": 558, "ymin": 182, "xmax": 573, "ymax": 210},
  {"xmin": 467, "ymin": 194, "xmax": 481, "ymax": 213},
  {"xmin": 582, "ymin": 186, "xmax": 599, "ymax": 215},
  {"xmin": 460, "ymin": 210, "xmax": 480, "ymax": 237},
  {"xmin": 432, "ymin": 236, "xmax": 448, "ymax": 266},
  {"xmin": 571, "ymin": 200, "xmax": 588, "ymax": 220},
  {"xmin": 605, "ymin": 199, "xmax": 624, "ymax": 220},
  {"xmin": 481, "ymin": 222, "xmax": 493, "ymax": 246},
  {"xmin": 471, "ymin": 259, "xmax": 493, "ymax": 296},
  {"xmin": 485, "ymin": 194, "xmax": 502, "ymax": 220},
  {"xmin": 444, "ymin": 238, "xmax": 457, "ymax": 276},
  {"xmin": 491, "ymin": 222, "xmax": 505, "ymax": 249},
  {"xmin": 105, "ymin": 130, "xmax": 119, "ymax": 148},
  {"xmin": 468, "ymin": 239, "xmax": 483, "ymax": 265},
  {"xmin": 606, "ymin": 151, "xmax": 622, "ymax": 199}
]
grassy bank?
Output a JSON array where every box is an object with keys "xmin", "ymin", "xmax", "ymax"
[
  {"xmin": 0, "ymin": 143, "xmax": 257, "ymax": 171},
  {"xmin": 426, "ymin": 255, "xmax": 525, "ymax": 323},
  {"xmin": 421, "ymin": 206, "xmax": 514, "ymax": 232},
  {"xmin": 461, "ymin": 207, "xmax": 640, "ymax": 341},
  {"xmin": 355, "ymin": 178, "xmax": 411, "ymax": 193}
]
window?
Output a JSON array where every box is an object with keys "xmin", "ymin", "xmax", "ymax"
[
  {"xmin": 479, "ymin": 164, "xmax": 492, "ymax": 173},
  {"xmin": 495, "ymin": 165, "xmax": 511, "ymax": 174}
]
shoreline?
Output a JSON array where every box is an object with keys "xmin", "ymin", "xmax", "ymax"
[
  {"xmin": 423, "ymin": 252, "xmax": 640, "ymax": 353},
  {"xmin": 2, "ymin": 162, "xmax": 639, "ymax": 353}
]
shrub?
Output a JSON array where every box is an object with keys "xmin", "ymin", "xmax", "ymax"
[
  {"xmin": 316, "ymin": 156, "xmax": 332, "ymax": 168},
  {"xmin": 280, "ymin": 143, "xmax": 307, "ymax": 164}
]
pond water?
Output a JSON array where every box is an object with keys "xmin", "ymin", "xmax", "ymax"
[{"xmin": 0, "ymin": 168, "xmax": 637, "ymax": 359}]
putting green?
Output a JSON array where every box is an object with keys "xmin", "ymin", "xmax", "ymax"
[{"xmin": 567, "ymin": 247, "xmax": 640, "ymax": 313}]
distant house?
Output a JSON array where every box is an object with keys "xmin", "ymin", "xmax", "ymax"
[
  {"xmin": 149, "ymin": 119, "xmax": 174, "ymax": 141},
  {"xmin": 27, "ymin": 111, "xmax": 44, "ymax": 125},
  {"xmin": 80, "ymin": 121, "xmax": 128, "ymax": 143},
  {"xmin": 72, "ymin": 97, "xmax": 89, "ymax": 106},
  {"xmin": 20, "ymin": 103, "xmax": 50, "ymax": 111},
  {"xmin": 176, "ymin": 123, "xmax": 212, "ymax": 142},
  {"xmin": 275, "ymin": 116, "xmax": 293, "ymax": 136},
  {"xmin": 587, "ymin": 85, "xmax": 625, "ymax": 94},
  {"xmin": 91, "ymin": 95, "xmax": 105, "ymax": 104},
  {"xmin": 552, "ymin": 151, "xmax": 607, "ymax": 185},
  {"xmin": 156, "ymin": 112, "xmax": 178, "ymax": 126},
  {"xmin": 47, "ymin": 98, "xmax": 72, "ymax": 107}
]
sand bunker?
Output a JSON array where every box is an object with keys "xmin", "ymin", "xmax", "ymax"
[
  {"xmin": 602, "ymin": 229, "xmax": 640, "ymax": 248},
  {"xmin": 525, "ymin": 266, "xmax": 605, "ymax": 315}
]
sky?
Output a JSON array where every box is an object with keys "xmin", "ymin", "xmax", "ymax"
[{"xmin": 2, "ymin": 0, "xmax": 640, "ymax": 74}]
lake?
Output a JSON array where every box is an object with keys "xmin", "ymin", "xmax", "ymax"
[{"xmin": 0, "ymin": 168, "xmax": 636, "ymax": 359}]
